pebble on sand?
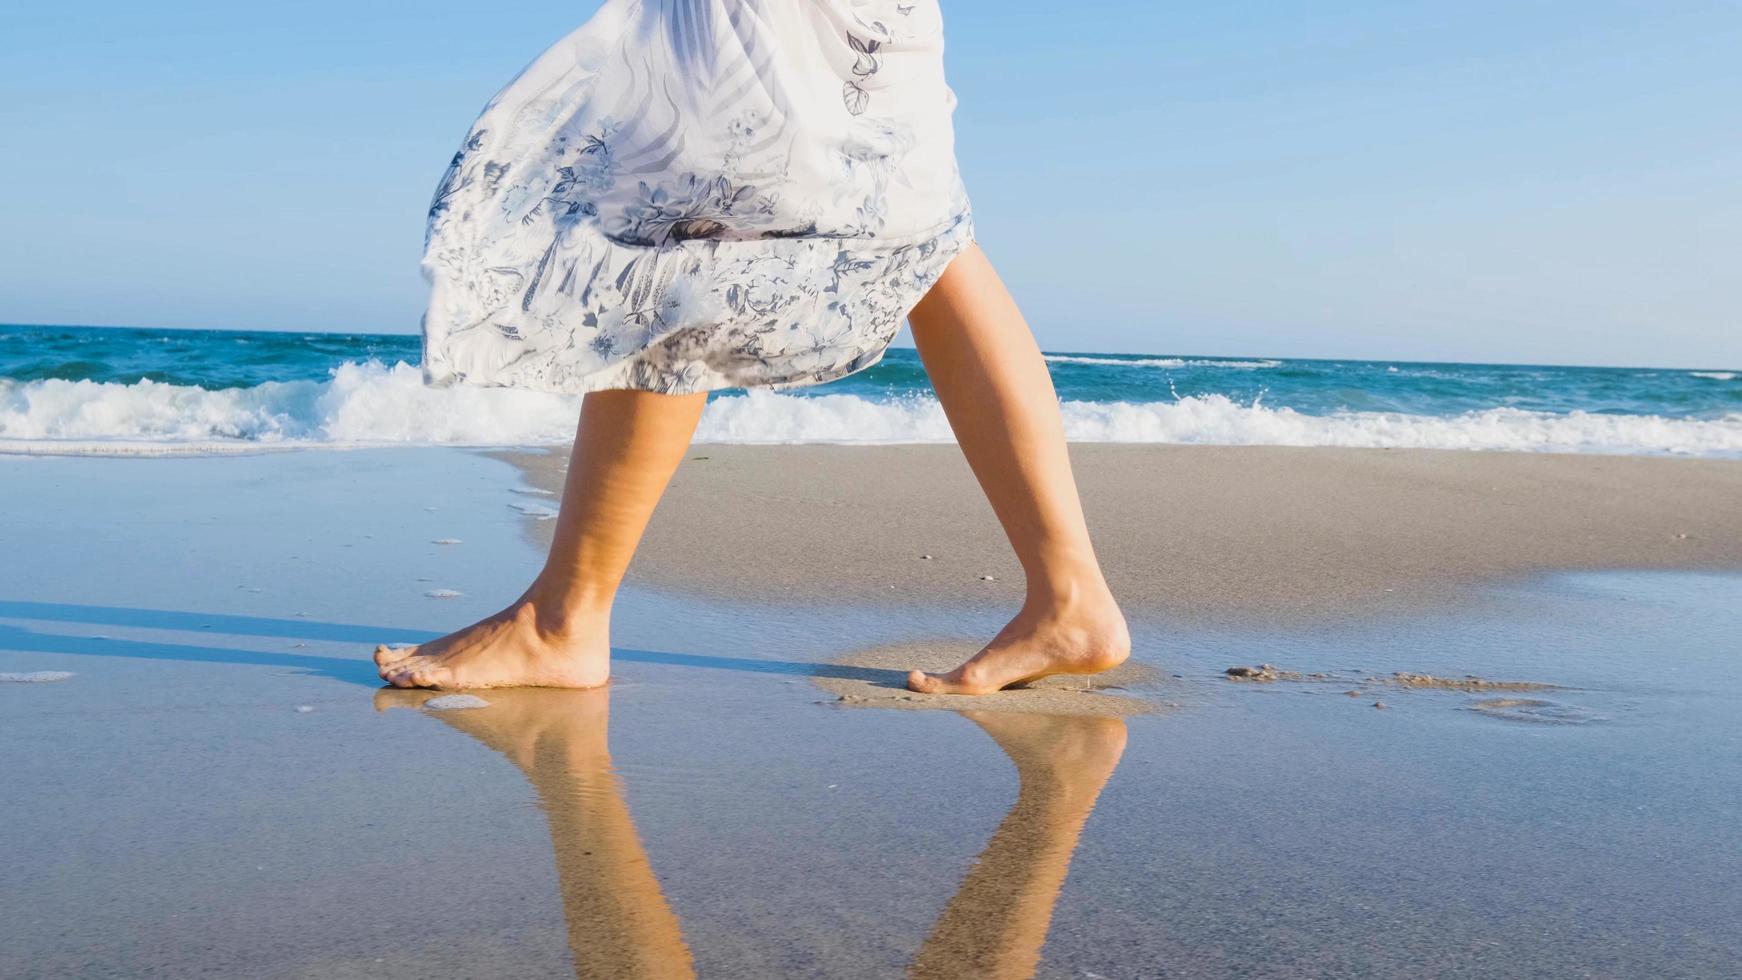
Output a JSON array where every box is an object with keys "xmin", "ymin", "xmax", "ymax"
[
  {"xmin": 979, "ymin": 575, "xmax": 996, "ymax": 581},
  {"xmin": 425, "ymin": 694, "xmax": 490, "ymax": 711},
  {"xmin": 1225, "ymin": 664, "xmax": 1287, "ymax": 681}
]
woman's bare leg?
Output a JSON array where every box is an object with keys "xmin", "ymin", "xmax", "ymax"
[
  {"xmin": 906, "ymin": 244, "xmax": 1130, "ymax": 694},
  {"xmin": 375, "ymin": 389, "xmax": 708, "ymax": 689}
]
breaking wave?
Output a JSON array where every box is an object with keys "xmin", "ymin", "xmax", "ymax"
[{"xmin": 3, "ymin": 360, "xmax": 1740, "ymax": 457}]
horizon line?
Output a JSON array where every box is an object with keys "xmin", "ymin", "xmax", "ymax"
[{"xmin": 1, "ymin": 320, "xmax": 1736, "ymax": 376}]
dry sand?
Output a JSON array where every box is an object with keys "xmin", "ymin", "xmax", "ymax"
[{"xmin": 497, "ymin": 444, "xmax": 1742, "ymax": 623}]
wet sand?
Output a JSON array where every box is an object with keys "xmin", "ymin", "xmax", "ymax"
[
  {"xmin": 814, "ymin": 642, "xmax": 1162, "ymax": 717},
  {"xmin": 497, "ymin": 444, "xmax": 1742, "ymax": 622},
  {"xmin": 4, "ymin": 449, "xmax": 1742, "ymax": 978}
]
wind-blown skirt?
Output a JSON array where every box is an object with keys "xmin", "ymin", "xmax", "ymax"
[{"xmin": 420, "ymin": 0, "xmax": 975, "ymax": 395}]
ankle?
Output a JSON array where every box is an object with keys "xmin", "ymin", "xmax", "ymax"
[
  {"xmin": 518, "ymin": 579, "xmax": 612, "ymax": 638},
  {"xmin": 1019, "ymin": 569, "xmax": 1130, "ymax": 656},
  {"xmin": 1022, "ymin": 564, "xmax": 1115, "ymax": 614}
]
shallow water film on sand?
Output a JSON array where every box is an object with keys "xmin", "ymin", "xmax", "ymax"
[{"xmin": 2, "ymin": 448, "xmax": 1740, "ymax": 978}]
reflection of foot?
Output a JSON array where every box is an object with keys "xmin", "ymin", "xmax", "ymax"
[
  {"xmin": 373, "ymin": 598, "xmax": 609, "ymax": 690},
  {"xmin": 962, "ymin": 710, "xmax": 1129, "ymax": 798},
  {"xmin": 908, "ymin": 587, "xmax": 1130, "ymax": 695},
  {"xmin": 374, "ymin": 686, "xmax": 697, "ymax": 979},
  {"xmin": 912, "ymin": 711, "xmax": 1128, "ymax": 980},
  {"xmin": 374, "ymin": 685, "xmax": 612, "ymax": 773}
]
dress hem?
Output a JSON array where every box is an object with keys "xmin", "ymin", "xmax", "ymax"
[{"xmin": 421, "ymin": 215, "xmax": 977, "ymax": 397}]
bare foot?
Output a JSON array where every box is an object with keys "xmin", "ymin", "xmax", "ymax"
[
  {"xmin": 373, "ymin": 597, "xmax": 609, "ymax": 690},
  {"xmin": 908, "ymin": 585, "xmax": 1130, "ymax": 695}
]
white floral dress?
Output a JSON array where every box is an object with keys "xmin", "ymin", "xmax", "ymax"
[{"xmin": 421, "ymin": 0, "xmax": 975, "ymax": 395}]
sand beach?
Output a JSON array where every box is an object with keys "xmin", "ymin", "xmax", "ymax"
[
  {"xmin": 3, "ymin": 444, "xmax": 1741, "ymax": 977},
  {"xmin": 10, "ymin": 0, "xmax": 1742, "ymax": 972},
  {"xmin": 502, "ymin": 444, "xmax": 1742, "ymax": 620}
]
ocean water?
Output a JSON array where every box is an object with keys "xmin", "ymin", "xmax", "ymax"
[{"xmin": 1, "ymin": 323, "xmax": 1738, "ymax": 455}]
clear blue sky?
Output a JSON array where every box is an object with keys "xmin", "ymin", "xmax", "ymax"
[{"xmin": 2, "ymin": 1, "xmax": 1738, "ymax": 367}]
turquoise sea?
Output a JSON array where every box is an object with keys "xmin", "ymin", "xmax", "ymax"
[{"xmin": 2, "ymin": 323, "xmax": 1738, "ymax": 454}]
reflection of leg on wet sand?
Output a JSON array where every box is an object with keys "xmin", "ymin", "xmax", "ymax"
[
  {"xmin": 376, "ymin": 687, "xmax": 695, "ymax": 979},
  {"xmin": 911, "ymin": 712, "xmax": 1128, "ymax": 980}
]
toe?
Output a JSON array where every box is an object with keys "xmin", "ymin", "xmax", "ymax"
[
  {"xmin": 374, "ymin": 644, "xmax": 416, "ymax": 667},
  {"xmin": 908, "ymin": 665, "xmax": 1004, "ymax": 696}
]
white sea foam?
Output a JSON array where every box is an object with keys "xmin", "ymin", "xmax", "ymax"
[
  {"xmin": 509, "ymin": 501, "xmax": 560, "ymax": 520},
  {"xmin": 0, "ymin": 361, "xmax": 578, "ymax": 451},
  {"xmin": 1043, "ymin": 355, "xmax": 1282, "ymax": 369},
  {"xmin": 3, "ymin": 360, "xmax": 1740, "ymax": 456},
  {"xmin": 425, "ymin": 694, "xmax": 490, "ymax": 711},
  {"xmin": 1689, "ymin": 371, "xmax": 1736, "ymax": 381},
  {"xmin": 0, "ymin": 671, "xmax": 75, "ymax": 683}
]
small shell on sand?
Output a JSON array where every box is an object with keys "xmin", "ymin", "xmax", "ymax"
[
  {"xmin": 424, "ymin": 694, "xmax": 490, "ymax": 711},
  {"xmin": 0, "ymin": 671, "xmax": 74, "ymax": 683}
]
